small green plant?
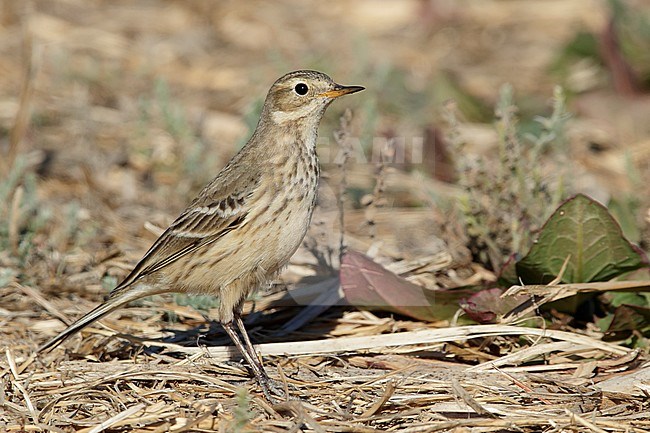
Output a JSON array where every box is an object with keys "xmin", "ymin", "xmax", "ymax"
[
  {"xmin": 135, "ymin": 79, "xmax": 216, "ymax": 194},
  {"xmin": 446, "ymin": 84, "xmax": 571, "ymax": 270},
  {"xmin": 513, "ymin": 194, "xmax": 646, "ymax": 284},
  {"xmin": 0, "ymin": 154, "xmax": 44, "ymax": 262},
  {"xmin": 172, "ymin": 293, "xmax": 220, "ymax": 312},
  {"xmin": 101, "ymin": 275, "xmax": 118, "ymax": 292},
  {"xmin": 475, "ymin": 193, "xmax": 649, "ymax": 346},
  {"xmin": 226, "ymin": 388, "xmax": 254, "ymax": 433},
  {"xmin": 153, "ymin": 78, "xmax": 193, "ymax": 143}
]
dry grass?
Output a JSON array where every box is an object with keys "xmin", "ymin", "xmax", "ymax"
[
  {"xmin": 2, "ymin": 0, "xmax": 650, "ymax": 431},
  {"xmin": 4, "ymin": 301, "xmax": 650, "ymax": 432}
]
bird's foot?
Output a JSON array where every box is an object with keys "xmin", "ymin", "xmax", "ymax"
[{"xmin": 257, "ymin": 373, "xmax": 288, "ymax": 404}]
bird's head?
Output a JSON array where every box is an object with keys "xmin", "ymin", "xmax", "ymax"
[{"xmin": 263, "ymin": 70, "xmax": 364, "ymax": 125}]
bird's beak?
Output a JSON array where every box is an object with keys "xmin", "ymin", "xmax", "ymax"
[{"xmin": 318, "ymin": 84, "xmax": 365, "ymax": 99}]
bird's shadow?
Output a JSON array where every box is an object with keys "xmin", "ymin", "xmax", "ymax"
[{"xmin": 138, "ymin": 301, "xmax": 343, "ymax": 361}]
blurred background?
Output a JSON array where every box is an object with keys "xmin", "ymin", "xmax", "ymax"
[
  {"xmin": 1, "ymin": 0, "xmax": 649, "ymax": 321},
  {"xmin": 4, "ymin": 1, "xmax": 650, "ymax": 427}
]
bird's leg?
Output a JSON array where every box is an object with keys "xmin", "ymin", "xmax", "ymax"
[
  {"xmin": 221, "ymin": 320, "xmax": 277, "ymax": 402},
  {"xmin": 234, "ymin": 314, "xmax": 265, "ymax": 370},
  {"xmin": 234, "ymin": 313, "xmax": 289, "ymax": 400}
]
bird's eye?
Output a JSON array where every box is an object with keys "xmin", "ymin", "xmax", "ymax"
[{"xmin": 294, "ymin": 83, "xmax": 309, "ymax": 96}]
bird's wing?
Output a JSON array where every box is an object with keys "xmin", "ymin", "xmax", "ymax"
[{"xmin": 110, "ymin": 173, "xmax": 258, "ymax": 296}]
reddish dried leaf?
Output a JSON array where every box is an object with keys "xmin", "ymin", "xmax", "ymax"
[
  {"xmin": 604, "ymin": 304, "xmax": 650, "ymax": 341},
  {"xmin": 340, "ymin": 250, "xmax": 474, "ymax": 322},
  {"xmin": 460, "ymin": 288, "xmax": 528, "ymax": 324}
]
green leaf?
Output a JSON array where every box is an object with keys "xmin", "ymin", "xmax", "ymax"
[
  {"xmin": 497, "ymin": 254, "xmax": 520, "ymax": 286},
  {"xmin": 516, "ymin": 194, "xmax": 647, "ymax": 284},
  {"xmin": 608, "ymin": 196, "xmax": 641, "ymax": 243},
  {"xmin": 604, "ymin": 291, "xmax": 650, "ymax": 308}
]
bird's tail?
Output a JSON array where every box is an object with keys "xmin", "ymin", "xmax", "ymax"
[{"xmin": 37, "ymin": 285, "xmax": 151, "ymax": 353}]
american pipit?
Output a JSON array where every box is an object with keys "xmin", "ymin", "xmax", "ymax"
[{"xmin": 38, "ymin": 70, "xmax": 364, "ymax": 400}]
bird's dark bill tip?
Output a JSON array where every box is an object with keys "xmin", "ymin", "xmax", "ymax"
[{"xmin": 320, "ymin": 85, "xmax": 365, "ymax": 98}]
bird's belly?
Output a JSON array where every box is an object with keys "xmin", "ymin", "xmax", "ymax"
[
  {"xmin": 272, "ymin": 196, "xmax": 314, "ymax": 265},
  {"xmin": 165, "ymin": 190, "xmax": 315, "ymax": 296}
]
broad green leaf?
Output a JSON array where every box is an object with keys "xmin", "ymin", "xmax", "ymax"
[
  {"xmin": 604, "ymin": 291, "xmax": 650, "ymax": 308},
  {"xmin": 516, "ymin": 194, "xmax": 647, "ymax": 284},
  {"xmin": 608, "ymin": 196, "xmax": 641, "ymax": 243},
  {"xmin": 497, "ymin": 253, "xmax": 520, "ymax": 286}
]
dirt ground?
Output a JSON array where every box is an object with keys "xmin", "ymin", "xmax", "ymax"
[{"xmin": 1, "ymin": 1, "xmax": 650, "ymax": 431}]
